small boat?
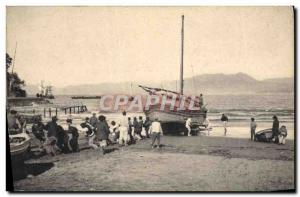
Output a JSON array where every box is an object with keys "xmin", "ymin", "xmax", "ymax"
[
  {"xmin": 255, "ymin": 128, "xmax": 273, "ymax": 142},
  {"xmin": 9, "ymin": 131, "xmax": 31, "ymax": 161}
]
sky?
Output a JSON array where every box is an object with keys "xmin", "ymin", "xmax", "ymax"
[{"xmin": 6, "ymin": 6, "xmax": 294, "ymax": 87}]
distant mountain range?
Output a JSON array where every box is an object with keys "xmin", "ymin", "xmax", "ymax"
[{"xmin": 25, "ymin": 73, "xmax": 294, "ymax": 96}]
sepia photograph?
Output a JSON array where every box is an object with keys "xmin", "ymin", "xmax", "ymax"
[{"xmin": 6, "ymin": 6, "xmax": 295, "ymax": 192}]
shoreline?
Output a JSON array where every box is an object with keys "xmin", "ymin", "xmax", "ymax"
[{"xmin": 13, "ymin": 135, "xmax": 295, "ymax": 191}]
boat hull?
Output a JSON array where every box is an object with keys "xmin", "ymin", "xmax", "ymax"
[
  {"xmin": 145, "ymin": 109, "xmax": 206, "ymax": 124},
  {"xmin": 9, "ymin": 133, "xmax": 31, "ymax": 161}
]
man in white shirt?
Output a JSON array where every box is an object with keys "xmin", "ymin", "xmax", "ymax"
[
  {"xmin": 119, "ymin": 111, "xmax": 129, "ymax": 146},
  {"xmin": 250, "ymin": 117, "xmax": 257, "ymax": 141},
  {"xmin": 185, "ymin": 118, "xmax": 192, "ymax": 136},
  {"xmin": 149, "ymin": 117, "xmax": 163, "ymax": 148}
]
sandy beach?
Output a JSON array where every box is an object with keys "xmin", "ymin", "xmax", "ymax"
[{"xmin": 12, "ymin": 134, "xmax": 295, "ymax": 192}]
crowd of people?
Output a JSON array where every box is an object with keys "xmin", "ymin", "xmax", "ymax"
[
  {"xmin": 8, "ymin": 106, "xmax": 289, "ymax": 159},
  {"xmin": 30, "ymin": 111, "xmax": 163, "ymax": 156}
]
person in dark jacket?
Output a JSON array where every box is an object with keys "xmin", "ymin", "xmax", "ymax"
[
  {"xmin": 103, "ymin": 116, "xmax": 113, "ymax": 145},
  {"xmin": 32, "ymin": 117, "xmax": 46, "ymax": 143},
  {"xmin": 67, "ymin": 118, "xmax": 79, "ymax": 152},
  {"xmin": 80, "ymin": 117, "xmax": 98, "ymax": 149},
  {"xmin": 45, "ymin": 116, "xmax": 59, "ymax": 138},
  {"xmin": 143, "ymin": 117, "xmax": 151, "ymax": 138},
  {"xmin": 221, "ymin": 114, "xmax": 229, "ymax": 136},
  {"xmin": 133, "ymin": 117, "xmax": 141, "ymax": 140},
  {"xmin": 44, "ymin": 116, "xmax": 59, "ymax": 156},
  {"xmin": 199, "ymin": 93, "xmax": 204, "ymax": 107},
  {"xmin": 96, "ymin": 115, "xmax": 110, "ymax": 154},
  {"xmin": 90, "ymin": 113, "xmax": 98, "ymax": 128},
  {"xmin": 272, "ymin": 115, "xmax": 280, "ymax": 144},
  {"xmin": 32, "ymin": 117, "xmax": 46, "ymax": 149},
  {"xmin": 135, "ymin": 116, "xmax": 144, "ymax": 139},
  {"xmin": 7, "ymin": 110, "xmax": 21, "ymax": 131},
  {"xmin": 128, "ymin": 117, "xmax": 135, "ymax": 144},
  {"xmin": 56, "ymin": 125, "xmax": 70, "ymax": 153}
]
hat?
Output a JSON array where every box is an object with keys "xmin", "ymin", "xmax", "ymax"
[
  {"xmin": 85, "ymin": 117, "xmax": 90, "ymax": 121},
  {"xmin": 34, "ymin": 116, "xmax": 41, "ymax": 123},
  {"xmin": 52, "ymin": 116, "xmax": 58, "ymax": 121},
  {"xmin": 10, "ymin": 110, "xmax": 17, "ymax": 115},
  {"xmin": 98, "ymin": 115, "xmax": 105, "ymax": 121}
]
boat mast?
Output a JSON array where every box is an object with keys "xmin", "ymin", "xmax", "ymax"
[
  {"xmin": 180, "ymin": 15, "xmax": 184, "ymax": 95},
  {"xmin": 11, "ymin": 42, "xmax": 17, "ymax": 74}
]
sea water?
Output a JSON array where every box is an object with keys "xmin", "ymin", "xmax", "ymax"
[{"xmin": 41, "ymin": 94, "xmax": 295, "ymax": 140}]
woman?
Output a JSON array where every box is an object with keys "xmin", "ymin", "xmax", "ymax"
[{"xmin": 96, "ymin": 115, "xmax": 110, "ymax": 154}]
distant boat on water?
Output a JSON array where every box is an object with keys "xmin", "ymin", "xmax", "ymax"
[
  {"xmin": 36, "ymin": 80, "xmax": 55, "ymax": 99},
  {"xmin": 139, "ymin": 15, "xmax": 207, "ymax": 132}
]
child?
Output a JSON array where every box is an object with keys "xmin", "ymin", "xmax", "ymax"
[
  {"xmin": 110, "ymin": 120, "xmax": 120, "ymax": 142},
  {"xmin": 278, "ymin": 125, "xmax": 288, "ymax": 145}
]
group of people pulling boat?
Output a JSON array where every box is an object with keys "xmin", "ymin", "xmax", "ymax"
[{"xmin": 27, "ymin": 111, "xmax": 164, "ymax": 156}]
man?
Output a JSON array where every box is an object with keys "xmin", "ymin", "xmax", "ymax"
[
  {"xmin": 119, "ymin": 111, "xmax": 129, "ymax": 146},
  {"xmin": 136, "ymin": 116, "xmax": 144, "ymax": 139},
  {"xmin": 149, "ymin": 117, "xmax": 163, "ymax": 149},
  {"xmin": 103, "ymin": 116, "xmax": 113, "ymax": 145},
  {"xmin": 185, "ymin": 118, "xmax": 192, "ymax": 136},
  {"xmin": 90, "ymin": 113, "xmax": 98, "ymax": 128},
  {"xmin": 199, "ymin": 93, "xmax": 204, "ymax": 107},
  {"xmin": 67, "ymin": 118, "xmax": 80, "ymax": 152},
  {"xmin": 32, "ymin": 116, "xmax": 46, "ymax": 149},
  {"xmin": 96, "ymin": 115, "xmax": 110, "ymax": 154},
  {"xmin": 80, "ymin": 117, "xmax": 98, "ymax": 150},
  {"xmin": 133, "ymin": 117, "xmax": 140, "ymax": 140},
  {"xmin": 143, "ymin": 117, "xmax": 151, "ymax": 138},
  {"xmin": 203, "ymin": 118, "xmax": 212, "ymax": 136},
  {"xmin": 44, "ymin": 116, "xmax": 59, "ymax": 156},
  {"xmin": 128, "ymin": 117, "xmax": 135, "ymax": 144},
  {"xmin": 7, "ymin": 110, "xmax": 22, "ymax": 134},
  {"xmin": 272, "ymin": 115, "xmax": 279, "ymax": 144},
  {"xmin": 221, "ymin": 114, "xmax": 229, "ymax": 136},
  {"xmin": 56, "ymin": 125, "xmax": 70, "ymax": 153},
  {"xmin": 250, "ymin": 118, "xmax": 257, "ymax": 141}
]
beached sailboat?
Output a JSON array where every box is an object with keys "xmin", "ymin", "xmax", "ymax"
[{"xmin": 139, "ymin": 15, "xmax": 207, "ymax": 132}]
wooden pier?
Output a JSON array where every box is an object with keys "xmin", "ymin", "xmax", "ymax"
[
  {"xmin": 11, "ymin": 104, "xmax": 88, "ymax": 119},
  {"xmin": 41, "ymin": 105, "xmax": 88, "ymax": 118}
]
